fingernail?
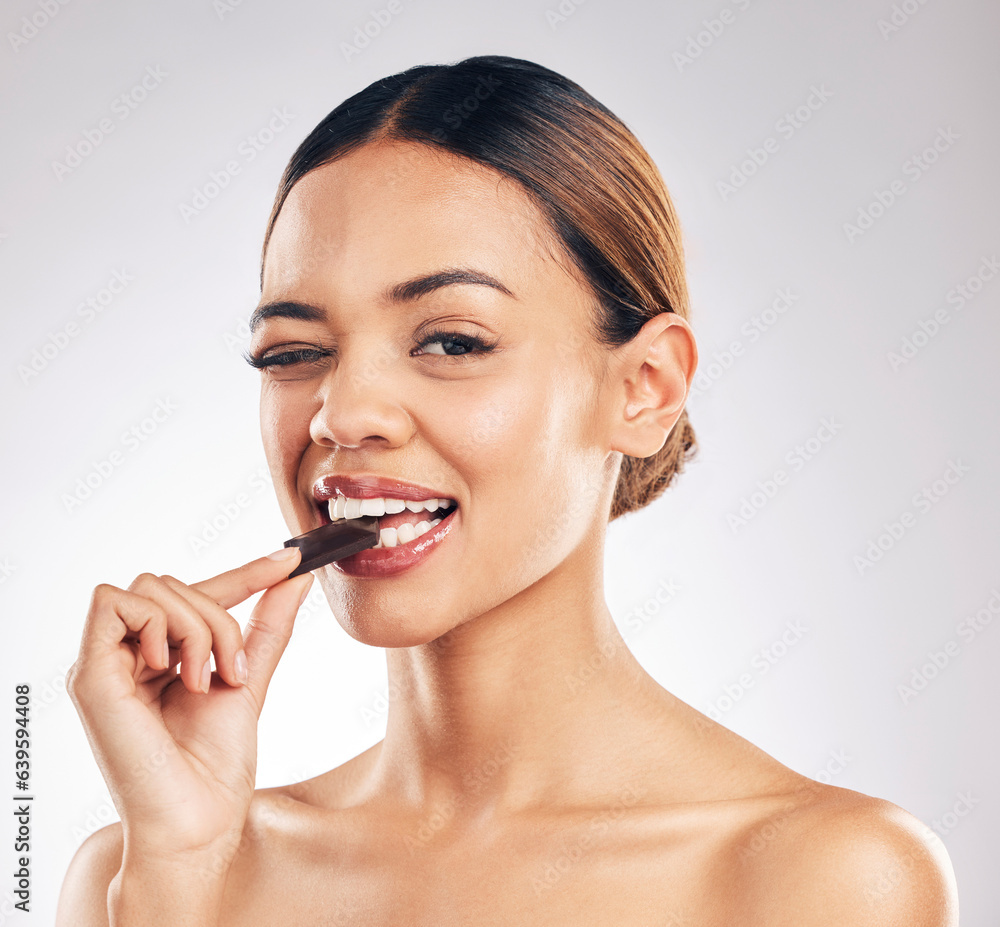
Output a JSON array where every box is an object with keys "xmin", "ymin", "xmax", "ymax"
[
  {"xmin": 162, "ymin": 640, "xmax": 170, "ymax": 669},
  {"xmin": 200, "ymin": 660, "xmax": 212, "ymax": 694},
  {"xmin": 267, "ymin": 547, "xmax": 299, "ymax": 561},
  {"xmin": 234, "ymin": 649, "xmax": 248, "ymax": 685},
  {"xmin": 297, "ymin": 575, "xmax": 315, "ymax": 608}
]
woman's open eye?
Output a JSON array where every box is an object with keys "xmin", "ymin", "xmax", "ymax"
[
  {"xmin": 411, "ymin": 329, "xmax": 498, "ymax": 358},
  {"xmin": 242, "ymin": 346, "xmax": 332, "ymax": 370}
]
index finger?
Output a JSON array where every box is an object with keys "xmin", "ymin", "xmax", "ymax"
[{"xmin": 192, "ymin": 547, "xmax": 302, "ymax": 609}]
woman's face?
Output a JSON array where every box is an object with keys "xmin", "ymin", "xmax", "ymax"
[{"xmin": 252, "ymin": 140, "xmax": 627, "ymax": 646}]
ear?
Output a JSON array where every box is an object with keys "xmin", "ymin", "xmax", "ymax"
[{"xmin": 607, "ymin": 312, "xmax": 698, "ymax": 459}]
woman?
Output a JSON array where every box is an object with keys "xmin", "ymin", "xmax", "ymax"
[{"xmin": 58, "ymin": 55, "xmax": 957, "ymax": 924}]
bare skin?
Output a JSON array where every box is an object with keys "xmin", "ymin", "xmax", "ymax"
[{"xmin": 58, "ymin": 140, "xmax": 958, "ymax": 925}]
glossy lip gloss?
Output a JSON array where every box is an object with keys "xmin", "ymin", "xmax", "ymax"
[
  {"xmin": 283, "ymin": 515, "xmax": 380, "ymax": 578},
  {"xmin": 332, "ymin": 507, "xmax": 457, "ymax": 578}
]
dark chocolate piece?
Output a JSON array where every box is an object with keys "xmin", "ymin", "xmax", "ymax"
[{"xmin": 283, "ymin": 516, "xmax": 380, "ymax": 577}]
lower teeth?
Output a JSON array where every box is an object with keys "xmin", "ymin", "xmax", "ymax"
[{"xmin": 373, "ymin": 516, "xmax": 444, "ymax": 549}]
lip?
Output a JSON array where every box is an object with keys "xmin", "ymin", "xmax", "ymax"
[
  {"xmin": 308, "ymin": 473, "xmax": 459, "ymax": 578},
  {"xmin": 332, "ymin": 506, "xmax": 458, "ymax": 578},
  {"xmin": 312, "ymin": 473, "xmax": 458, "ymax": 506}
]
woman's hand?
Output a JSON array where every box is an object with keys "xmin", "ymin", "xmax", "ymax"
[{"xmin": 66, "ymin": 547, "xmax": 311, "ymax": 867}]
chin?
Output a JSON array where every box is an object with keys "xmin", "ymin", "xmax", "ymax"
[
  {"xmin": 341, "ymin": 618, "xmax": 456, "ymax": 650},
  {"xmin": 320, "ymin": 585, "xmax": 460, "ymax": 649}
]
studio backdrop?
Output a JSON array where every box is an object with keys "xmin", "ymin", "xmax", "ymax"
[{"xmin": 1, "ymin": 0, "xmax": 997, "ymax": 922}]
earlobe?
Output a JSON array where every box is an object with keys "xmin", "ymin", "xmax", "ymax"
[{"xmin": 610, "ymin": 312, "xmax": 698, "ymax": 459}]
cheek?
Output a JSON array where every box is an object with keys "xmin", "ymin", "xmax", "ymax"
[
  {"xmin": 260, "ymin": 386, "xmax": 314, "ymax": 505},
  {"xmin": 505, "ymin": 359, "xmax": 607, "ymax": 533},
  {"xmin": 432, "ymin": 359, "xmax": 592, "ymax": 513},
  {"xmin": 433, "ymin": 376, "xmax": 541, "ymax": 486}
]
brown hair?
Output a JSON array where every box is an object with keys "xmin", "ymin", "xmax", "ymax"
[{"xmin": 261, "ymin": 55, "xmax": 696, "ymax": 521}]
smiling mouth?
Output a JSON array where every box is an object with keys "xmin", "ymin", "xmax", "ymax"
[{"xmin": 317, "ymin": 494, "xmax": 459, "ymax": 548}]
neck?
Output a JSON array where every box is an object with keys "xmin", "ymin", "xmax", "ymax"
[{"xmin": 369, "ymin": 535, "xmax": 671, "ymax": 818}]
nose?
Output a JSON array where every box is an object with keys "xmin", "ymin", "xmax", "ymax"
[{"xmin": 309, "ymin": 342, "xmax": 414, "ymax": 449}]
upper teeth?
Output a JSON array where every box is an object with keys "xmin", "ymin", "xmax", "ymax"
[{"xmin": 328, "ymin": 496, "xmax": 454, "ymax": 520}]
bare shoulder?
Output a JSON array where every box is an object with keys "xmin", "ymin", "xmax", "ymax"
[
  {"xmin": 230, "ymin": 743, "xmax": 384, "ymax": 864},
  {"xmin": 54, "ymin": 747, "xmax": 371, "ymax": 925},
  {"xmin": 731, "ymin": 783, "xmax": 959, "ymax": 926},
  {"xmin": 252, "ymin": 740, "xmax": 382, "ymax": 818},
  {"xmin": 55, "ymin": 821, "xmax": 123, "ymax": 926}
]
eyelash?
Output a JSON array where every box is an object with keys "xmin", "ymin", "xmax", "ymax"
[
  {"xmin": 413, "ymin": 328, "xmax": 498, "ymax": 359},
  {"xmin": 242, "ymin": 329, "xmax": 498, "ymax": 370},
  {"xmin": 242, "ymin": 347, "xmax": 329, "ymax": 370}
]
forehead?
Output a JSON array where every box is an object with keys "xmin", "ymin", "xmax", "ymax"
[{"xmin": 261, "ymin": 140, "xmax": 568, "ymax": 298}]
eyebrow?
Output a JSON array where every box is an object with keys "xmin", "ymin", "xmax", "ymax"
[
  {"xmin": 248, "ymin": 300, "xmax": 325, "ymax": 333},
  {"xmin": 249, "ymin": 268, "xmax": 515, "ymax": 333},
  {"xmin": 387, "ymin": 269, "xmax": 514, "ymax": 303}
]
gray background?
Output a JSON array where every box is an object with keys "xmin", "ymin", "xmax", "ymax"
[{"xmin": 1, "ymin": 0, "xmax": 998, "ymax": 922}]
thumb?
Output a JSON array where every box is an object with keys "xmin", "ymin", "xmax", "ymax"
[{"xmin": 242, "ymin": 572, "xmax": 313, "ymax": 711}]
